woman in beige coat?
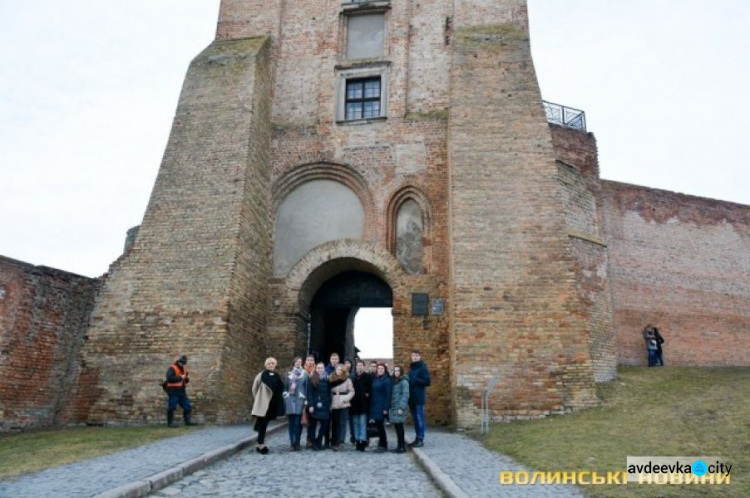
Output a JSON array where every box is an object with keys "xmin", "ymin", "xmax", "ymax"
[
  {"xmin": 252, "ymin": 357, "xmax": 285, "ymax": 454},
  {"xmin": 328, "ymin": 363, "xmax": 355, "ymax": 451}
]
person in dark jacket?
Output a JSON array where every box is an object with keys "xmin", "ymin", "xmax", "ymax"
[
  {"xmin": 306, "ymin": 362, "xmax": 331, "ymax": 450},
  {"xmin": 369, "ymin": 362, "xmax": 392, "ymax": 453},
  {"xmin": 165, "ymin": 355, "xmax": 195, "ymax": 427},
  {"xmin": 350, "ymin": 360, "xmax": 372, "ymax": 451},
  {"xmin": 643, "ymin": 325, "xmax": 658, "ymax": 367},
  {"xmin": 653, "ymin": 327, "xmax": 665, "ymax": 366},
  {"xmin": 303, "ymin": 354, "xmax": 317, "ymax": 448},
  {"xmin": 324, "ymin": 352, "xmax": 340, "ymax": 376},
  {"xmin": 389, "ymin": 366, "xmax": 410, "ymax": 453},
  {"xmin": 251, "ymin": 357, "xmax": 285, "ymax": 454},
  {"xmin": 323, "ymin": 352, "xmax": 340, "ymax": 448},
  {"xmin": 407, "ymin": 350, "xmax": 431, "ymax": 447}
]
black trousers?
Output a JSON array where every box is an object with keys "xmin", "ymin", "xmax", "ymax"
[
  {"xmin": 255, "ymin": 416, "xmax": 270, "ymax": 444},
  {"xmin": 375, "ymin": 419, "xmax": 387, "ymax": 448},
  {"xmin": 394, "ymin": 422, "xmax": 405, "ymax": 448}
]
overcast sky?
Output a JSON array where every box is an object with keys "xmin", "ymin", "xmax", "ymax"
[{"xmin": 2, "ymin": 1, "xmax": 749, "ymax": 350}]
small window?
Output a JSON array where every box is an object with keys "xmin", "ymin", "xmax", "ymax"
[
  {"xmin": 345, "ymin": 78, "xmax": 381, "ymax": 120},
  {"xmin": 336, "ymin": 63, "xmax": 389, "ymax": 122}
]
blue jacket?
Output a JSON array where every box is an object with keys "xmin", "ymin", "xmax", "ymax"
[
  {"xmin": 369, "ymin": 374, "xmax": 392, "ymax": 421},
  {"xmin": 306, "ymin": 376, "xmax": 331, "ymax": 420},
  {"xmin": 408, "ymin": 360, "xmax": 431, "ymax": 406}
]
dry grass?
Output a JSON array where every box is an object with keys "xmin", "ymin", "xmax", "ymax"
[
  {"xmin": 485, "ymin": 367, "xmax": 750, "ymax": 497},
  {"xmin": 0, "ymin": 425, "xmax": 196, "ymax": 479}
]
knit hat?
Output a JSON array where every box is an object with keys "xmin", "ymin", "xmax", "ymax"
[{"xmin": 178, "ymin": 355, "xmax": 188, "ymax": 364}]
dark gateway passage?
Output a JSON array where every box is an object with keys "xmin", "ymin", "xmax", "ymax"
[{"xmin": 308, "ymin": 271, "xmax": 392, "ymax": 362}]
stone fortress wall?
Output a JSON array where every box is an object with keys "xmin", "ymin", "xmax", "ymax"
[{"xmin": 2, "ymin": 0, "xmax": 749, "ymax": 431}]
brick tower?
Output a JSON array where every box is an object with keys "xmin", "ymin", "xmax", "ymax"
[{"xmin": 76, "ymin": 0, "xmax": 611, "ymax": 428}]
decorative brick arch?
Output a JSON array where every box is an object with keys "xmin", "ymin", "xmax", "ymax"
[
  {"xmin": 272, "ymin": 162, "xmax": 376, "ymax": 239},
  {"xmin": 285, "ymin": 239, "xmax": 407, "ymax": 311},
  {"xmin": 385, "ymin": 185, "xmax": 432, "ymax": 273},
  {"xmin": 385, "ymin": 185, "xmax": 432, "ymax": 253}
]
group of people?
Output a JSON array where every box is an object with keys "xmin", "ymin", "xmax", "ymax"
[
  {"xmin": 250, "ymin": 351, "xmax": 431, "ymax": 455},
  {"xmin": 643, "ymin": 324, "xmax": 665, "ymax": 367}
]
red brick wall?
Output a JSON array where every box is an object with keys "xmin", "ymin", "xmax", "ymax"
[
  {"xmin": 0, "ymin": 256, "xmax": 99, "ymax": 431},
  {"xmin": 601, "ymin": 181, "xmax": 750, "ymax": 366},
  {"xmin": 551, "ymin": 125, "xmax": 616, "ymax": 382}
]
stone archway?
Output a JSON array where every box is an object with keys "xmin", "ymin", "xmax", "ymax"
[
  {"xmin": 266, "ymin": 239, "xmax": 452, "ymax": 426},
  {"xmin": 271, "ymin": 240, "xmax": 407, "ymax": 363}
]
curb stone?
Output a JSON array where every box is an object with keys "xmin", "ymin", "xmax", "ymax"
[
  {"xmin": 412, "ymin": 447, "xmax": 470, "ymax": 498},
  {"xmin": 92, "ymin": 422, "xmax": 286, "ymax": 498}
]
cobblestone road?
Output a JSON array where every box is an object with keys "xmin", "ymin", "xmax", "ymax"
[
  {"xmin": 0, "ymin": 424, "xmax": 586, "ymax": 498},
  {"xmin": 150, "ymin": 429, "xmax": 442, "ymax": 497},
  {"xmin": 418, "ymin": 430, "xmax": 584, "ymax": 497}
]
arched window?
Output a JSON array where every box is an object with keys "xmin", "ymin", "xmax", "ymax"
[{"xmin": 395, "ymin": 198, "xmax": 423, "ymax": 274}]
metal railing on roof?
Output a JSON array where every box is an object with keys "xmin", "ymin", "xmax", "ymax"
[{"xmin": 543, "ymin": 101, "xmax": 586, "ymax": 131}]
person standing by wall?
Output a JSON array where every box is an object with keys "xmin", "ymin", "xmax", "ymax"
[
  {"xmin": 369, "ymin": 362, "xmax": 392, "ymax": 453},
  {"xmin": 653, "ymin": 327, "xmax": 665, "ymax": 366},
  {"xmin": 252, "ymin": 357, "xmax": 285, "ymax": 454},
  {"xmin": 407, "ymin": 350, "xmax": 431, "ymax": 448},
  {"xmin": 389, "ymin": 366, "xmax": 410, "ymax": 453},
  {"xmin": 306, "ymin": 362, "xmax": 331, "ymax": 451},
  {"xmin": 284, "ymin": 357, "xmax": 309, "ymax": 451},
  {"xmin": 643, "ymin": 325, "xmax": 658, "ymax": 367},
  {"xmin": 329, "ymin": 363, "xmax": 355, "ymax": 451},
  {"xmin": 164, "ymin": 355, "xmax": 194, "ymax": 428}
]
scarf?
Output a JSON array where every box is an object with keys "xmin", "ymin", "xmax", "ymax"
[{"xmin": 288, "ymin": 367, "xmax": 303, "ymax": 395}]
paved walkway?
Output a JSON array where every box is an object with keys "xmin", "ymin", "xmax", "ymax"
[
  {"xmin": 417, "ymin": 430, "xmax": 584, "ymax": 498},
  {"xmin": 0, "ymin": 425, "xmax": 585, "ymax": 498},
  {"xmin": 150, "ymin": 429, "xmax": 441, "ymax": 497},
  {"xmin": 0, "ymin": 425, "xmax": 263, "ymax": 498}
]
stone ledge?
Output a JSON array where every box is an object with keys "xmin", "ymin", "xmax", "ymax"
[{"xmin": 412, "ymin": 447, "xmax": 470, "ymax": 498}]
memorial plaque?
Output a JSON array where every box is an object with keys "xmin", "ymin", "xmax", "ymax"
[
  {"xmin": 431, "ymin": 298, "xmax": 444, "ymax": 315},
  {"xmin": 412, "ymin": 293, "xmax": 429, "ymax": 316}
]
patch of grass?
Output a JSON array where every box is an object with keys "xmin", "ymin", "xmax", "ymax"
[
  {"xmin": 0, "ymin": 425, "xmax": 196, "ymax": 479},
  {"xmin": 485, "ymin": 367, "xmax": 750, "ymax": 497}
]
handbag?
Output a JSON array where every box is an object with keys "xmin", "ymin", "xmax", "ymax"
[
  {"xmin": 366, "ymin": 421, "xmax": 379, "ymax": 439},
  {"xmin": 301, "ymin": 408, "xmax": 309, "ymax": 427}
]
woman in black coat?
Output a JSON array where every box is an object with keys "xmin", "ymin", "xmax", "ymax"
[
  {"xmin": 251, "ymin": 357, "xmax": 285, "ymax": 454},
  {"xmin": 306, "ymin": 362, "xmax": 332, "ymax": 451},
  {"xmin": 368, "ymin": 363, "xmax": 392, "ymax": 452}
]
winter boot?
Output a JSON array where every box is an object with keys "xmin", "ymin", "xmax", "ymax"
[
  {"xmin": 184, "ymin": 410, "xmax": 197, "ymax": 426},
  {"xmin": 167, "ymin": 410, "xmax": 178, "ymax": 428}
]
